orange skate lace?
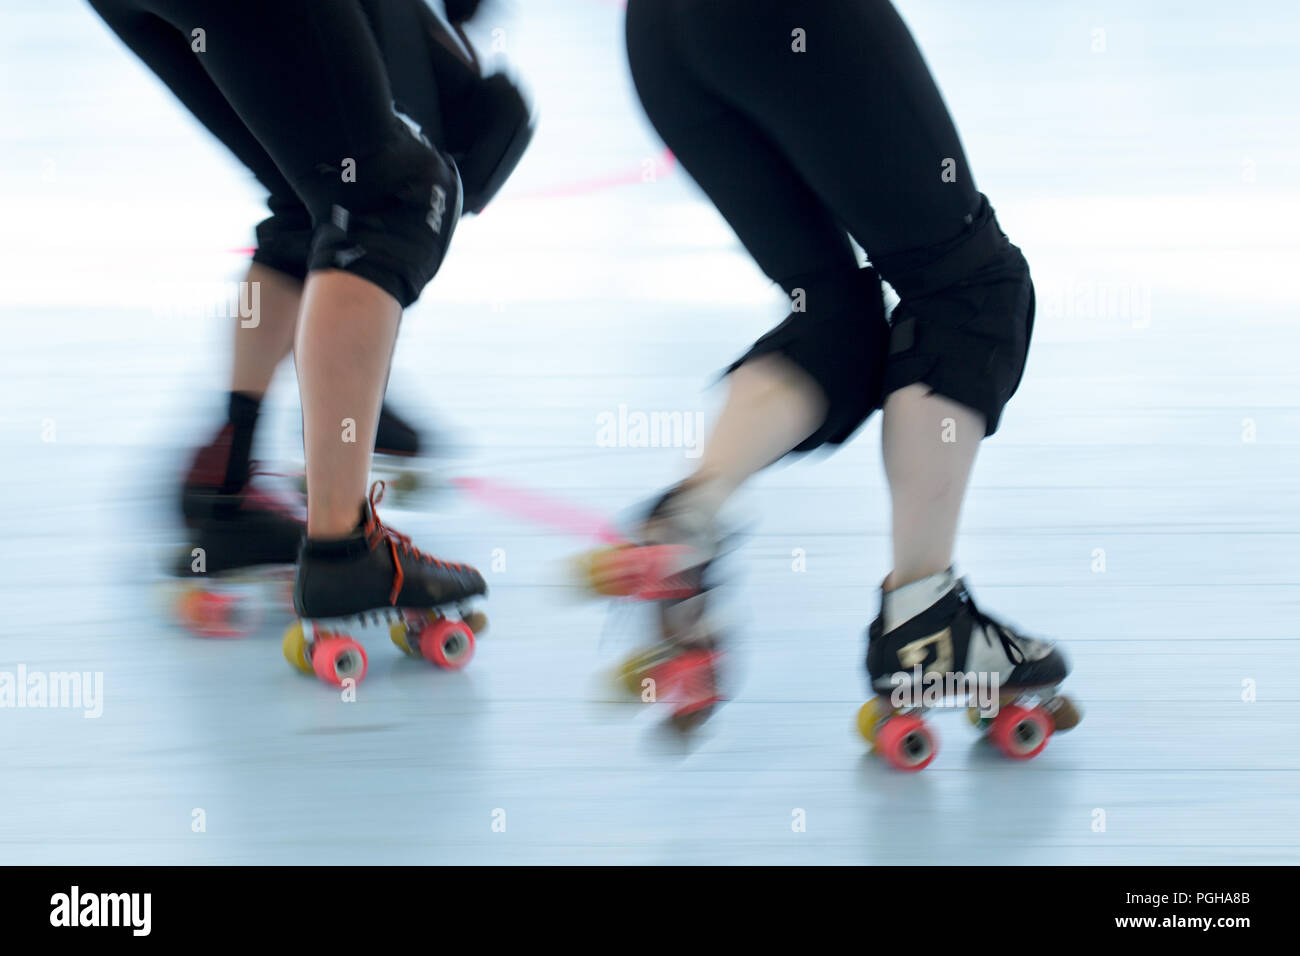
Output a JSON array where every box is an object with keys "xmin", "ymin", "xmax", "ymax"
[{"xmin": 364, "ymin": 480, "xmax": 469, "ymax": 605}]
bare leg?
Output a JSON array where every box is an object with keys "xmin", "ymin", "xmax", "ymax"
[
  {"xmin": 295, "ymin": 270, "xmax": 402, "ymax": 537},
  {"xmin": 678, "ymin": 354, "xmax": 826, "ymax": 516},
  {"xmin": 881, "ymin": 384, "xmax": 984, "ymax": 591},
  {"xmin": 230, "ymin": 262, "xmax": 301, "ymax": 397}
]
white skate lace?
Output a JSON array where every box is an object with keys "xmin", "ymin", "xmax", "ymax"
[{"xmin": 967, "ymin": 596, "xmax": 1051, "ymax": 664}]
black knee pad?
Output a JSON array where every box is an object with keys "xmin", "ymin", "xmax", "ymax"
[
  {"xmin": 252, "ymin": 198, "xmax": 312, "ymax": 281},
  {"xmin": 302, "ymin": 123, "xmax": 463, "ymax": 308},
  {"xmin": 875, "ymin": 197, "xmax": 1034, "ymax": 436},
  {"xmin": 446, "ymin": 72, "xmax": 535, "ymax": 215},
  {"xmin": 727, "ymin": 266, "xmax": 891, "ymax": 452}
]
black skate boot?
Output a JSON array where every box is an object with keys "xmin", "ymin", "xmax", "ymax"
[
  {"xmin": 285, "ymin": 481, "xmax": 488, "ymax": 687},
  {"xmin": 581, "ymin": 481, "xmax": 728, "ymax": 730},
  {"xmin": 859, "ymin": 571, "xmax": 1081, "ymax": 770},
  {"xmin": 171, "ymin": 423, "xmax": 304, "ymax": 638},
  {"xmin": 376, "ymin": 402, "xmax": 422, "ymax": 458},
  {"xmin": 371, "ymin": 402, "xmax": 433, "ymax": 499}
]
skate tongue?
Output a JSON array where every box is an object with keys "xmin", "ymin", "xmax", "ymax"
[{"xmin": 882, "ymin": 569, "xmax": 957, "ymax": 632}]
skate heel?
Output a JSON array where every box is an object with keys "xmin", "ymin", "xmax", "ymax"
[{"xmin": 283, "ymin": 619, "xmax": 368, "ymax": 687}]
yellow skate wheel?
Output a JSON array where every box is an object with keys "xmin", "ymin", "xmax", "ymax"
[
  {"xmin": 462, "ymin": 610, "xmax": 488, "ymax": 635},
  {"xmin": 173, "ymin": 586, "xmax": 199, "ymax": 624},
  {"xmin": 390, "ymin": 621, "xmax": 417, "ymax": 657},
  {"xmin": 572, "ymin": 547, "xmax": 607, "ymax": 591},
  {"xmin": 282, "ymin": 621, "xmax": 313, "ymax": 674},
  {"xmin": 614, "ymin": 646, "xmax": 664, "ymax": 697},
  {"xmin": 387, "ymin": 471, "xmax": 419, "ymax": 495},
  {"xmin": 856, "ymin": 696, "xmax": 893, "ymax": 747},
  {"xmin": 575, "ymin": 545, "xmax": 633, "ymax": 596},
  {"xmin": 1045, "ymin": 694, "xmax": 1082, "ymax": 732}
]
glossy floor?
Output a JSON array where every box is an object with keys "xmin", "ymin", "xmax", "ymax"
[{"xmin": 1, "ymin": 0, "xmax": 1297, "ymax": 864}]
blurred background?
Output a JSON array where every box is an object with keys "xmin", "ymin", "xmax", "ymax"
[{"xmin": 1, "ymin": 0, "xmax": 1298, "ymax": 863}]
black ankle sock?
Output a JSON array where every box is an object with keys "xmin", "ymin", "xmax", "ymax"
[
  {"xmin": 222, "ymin": 391, "xmax": 262, "ymax": 493},
  {"xmin": 303, "ymin": 505, "xmax": 370, "ymax": 557}
]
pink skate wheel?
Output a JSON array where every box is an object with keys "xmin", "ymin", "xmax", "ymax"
[
  {"xmin": 875, "ymin": 713, "xmax": 937, "ymax": 771},
  {"xmin": 178, "ymin": 589, "xmax": 253, "ymax": 639},
  {"xmin": 989, "ymin": 704, "xmax": 1052, "ymax": 760},
  {"xmin": 663, "ymin": 649, "xmax": 723, "ymax": 730},
  {"xmin": 311, "ymin": 634, "xmax": 368, "ymax": 686},
  {"xmin": 634, "ymin": 546, "xmax": 699, "ymax": 601},
  {"xmin": 582, "ymin": 545, "xmax": 645, "ymax": 596},
  {"xmin": 419, "ymin": 618, "xmax": 476, "ymax": 670}
]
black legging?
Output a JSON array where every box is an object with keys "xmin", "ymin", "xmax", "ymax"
[
  {"xmin": 89, "ymin": 0, "xmax": 467, "ymax": 304},
  {"xmin": 626, "ymin": 0, "xmax": 1034, "ymax": 440}
]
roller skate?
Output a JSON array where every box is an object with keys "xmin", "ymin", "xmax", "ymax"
[
  {"xmin": 580, "ymin": 483, "xmax": 728, "ymax": 730},
  {"xmin": 370, "ymin": 403, "xmax": 434, "ymax": 500},
  {"xmin": 168, "ymin": 423, "xmax": 303, "ymax": 639},
  {"xmin": 292, "ymin": 403, "xmax": 437, "ymax": 502},
  {"xmin": 857, "ymin": 571, "xmax": 1081, "ymax": 771},
  {"xmin": 284, "ymin": 480, "xmax": 488, "ymax": 688}
]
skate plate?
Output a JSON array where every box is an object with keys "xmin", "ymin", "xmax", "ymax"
[
  {"xmin": 283, "ymin": 604, "xmax": 488, "ymax": 687},
  {"xmin": 858, "ymin": 686, "xmax": 1082, "ymax": 772}
]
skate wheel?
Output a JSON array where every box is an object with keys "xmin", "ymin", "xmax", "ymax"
[
  {"xmin": 575, "ymin": 545, "xmax": 637, "ymax": 596},
  {"xmin": 966, "ymin": 706, "xmax": 993, "ymax": 732},
  {"xmin": 1044, "ymin": 694, "xmax": 1082, "ymax": 732},
  {"xmin": 875, "ymin": 713, "xmax": 937, "ymax": 771},
  {"xmin": 669, "ymin": 702, "xmax": 716, "ymax": 733},
  {"xmin": 419, "ymin": 617, "xmax": 475, "ymax": 670},
  {"xmin": 614, "ymin": 646, "xmax": 666, "ymax": 698},
  {"xmin": 387, "ymin": 471, "xmax": 419, "ymax": 495},
  {"xmin": 666, "ymin": 650, "xmax": 723, "ymax": 730},
  {"xmin": 461, "ymin": 610, "xmax": 488, "ymax": 635},
  {"xmin": 856, "ymin": 696, "xmax": 894, "ymax": 747},
  {"xmin": 989, "ymin": 704, "xmax": 1052, "ymax": 760},
  {"xmin": 632, "ymin": 546, "xmax": 699, "ymax": 601},
  {"xmin": 176, "ymin": 587, "xmax": 255, "ymax": 639},
  {"xmin": 390, "ymin": 621, "xmax": 418, "ymax": 657},
  {"xmin": 311, "ymin": 634, "xmax": 368, "ymax": 686},
  {"xmin": 282, "ymin": 621, "xmax": 314, "ymax": 674}
]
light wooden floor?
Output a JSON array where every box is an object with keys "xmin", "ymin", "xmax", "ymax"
[{"xmin": 1, "ymin": 0, "xmax": 1298, "ymax": 864}]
